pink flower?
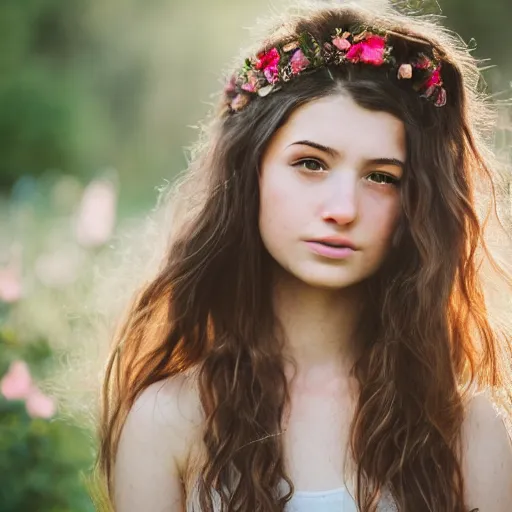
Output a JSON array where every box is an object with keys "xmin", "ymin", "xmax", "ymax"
[
  {"xmin": 435, "ymin": 87, "xmax": 447, "ymax": 107},
  {"xmin": 263, "ymin": 65, "xmax": 279, "ymax": 84},
  {"xmin": 332, "ymin": 36, "xmax": 351, "ymax": 51},
  {"xmin": 0, "ymin": 266, "xmax": 22, "ymax": 303},
  {"xmin": 241, "ymin": 71, "xmax": 258, "ymax": 92},
  {"xmin": 346, "ymin": 35, "xmax": 386, "ymax": 65},
  {"xmin": 0, "ymin": 361, "xmax": 57, "ymax": 419},
  {"xmin": 224, "ymin": 75, "xmax": 237, "ymax": 94},
  {"xmin": 25, "ymin": 387, "xmax": 57, "ymax": 419},
  {"xmin": 290, "ymin": 49, "xmax": 310, "ymax": 74},
  {"xmin": 398, "ymin": 63, "xmax": 413, "ymax": 80},
  {"xmin": 255, "ymin": 48, "xmax": 280, "ymax": 84},
  {"xmin": 1, "ymin": 360, "xmax": 32, "ymax": 400},
  {"xmin": 230, "ymin": 93, "xmax": 250, "ymax": 111},
  {"xmin": 423, "ymin": 66, "xmax": 442, "ymax": 89},
  {"xmin": 75, "ymin": 179, "xmax": 117, "ymax": 248},
  {"xmin": 241, "ymin": 82, "xmax": 255, "ymax": 92}
]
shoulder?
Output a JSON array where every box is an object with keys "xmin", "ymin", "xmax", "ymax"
[
  {"xmin": 114, "ymin": 371, "xmax": 204, "ymax": 511},
  {"xmin": 461, "ymin": 390, "xmax": 512, "ymax": 511}
]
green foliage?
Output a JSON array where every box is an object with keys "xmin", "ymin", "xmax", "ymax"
[
  {"xmin": 0, "ymin": 173, "xmax": 110, "ymax": 512},
  {"xmin": 1, "ymin": 0, "xmax": 509, "ymax": 203},
  {"xmin": 0, "ymin": 328, "xmax": 95, "ymax": 512}
]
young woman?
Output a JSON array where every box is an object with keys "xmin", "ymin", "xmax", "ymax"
[{"xmin": 98, "ymin": 1, "xmax": 512, "ymax": 510}]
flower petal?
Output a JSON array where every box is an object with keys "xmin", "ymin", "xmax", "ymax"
[
  {"xmin": 398, "ymin": 63, "xmax": 413, "ymax": 80},
  {"xmin": 25, "ymin": 387, "xmax": 57, "ymax": 419},
  {"xmin": 1, "ymin": 360, "xmax": 32, "ymax": 400}
]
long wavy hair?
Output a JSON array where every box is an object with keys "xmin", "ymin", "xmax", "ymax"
[{"xmin": 98, "ymin": 1, "xmax": 512, "ymax": 511}]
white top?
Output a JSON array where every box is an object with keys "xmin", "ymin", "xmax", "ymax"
[
  {"xmin": 187, "ymin": 482, "xmax": 398, "ymax": 511},
  {"xmin": 286, "ymin": 485, "xmax": 398, "ymax": 512},
  {"xmin": 285, "ymin": 486, "xmax": 357, "ymax": 512}
]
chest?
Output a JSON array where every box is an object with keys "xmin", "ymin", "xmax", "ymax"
[
  {"xmin": 281, "ymin": 377, "xmax": 357, "ymax": 493},
  {"xmin": 183, "ymin": 375, "xmax": 358, "ymax": 497}
]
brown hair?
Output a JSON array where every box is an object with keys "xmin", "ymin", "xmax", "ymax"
[{"xmin": 98, "ymin": 1, "xmax": 512, "ymax": 510}]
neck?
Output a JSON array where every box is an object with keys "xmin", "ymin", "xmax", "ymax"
[{"xmin": 272, "ymin": 269, "xmax": 365, "ymax": 378}]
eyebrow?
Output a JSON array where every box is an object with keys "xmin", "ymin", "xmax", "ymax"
[{"xmin": 288, "ymin": 140, "xmax": 405, "ymax": 169}]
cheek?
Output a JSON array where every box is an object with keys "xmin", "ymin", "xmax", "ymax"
[
  {"xmin": 362, "ymin": 196, "xmax": 401, "ymax": 246},
  {"xmin": 258, "ymin": 169, "xmax": 307, "ymax": 236}
]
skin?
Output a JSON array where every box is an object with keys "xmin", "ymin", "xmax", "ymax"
[
  {"xmin": 258, "ymin": 93, "xmax": 404, "ymax": 376},
  {"xmin": 113, "ymin": 94, "xmax": 512, "ymax": 511}
]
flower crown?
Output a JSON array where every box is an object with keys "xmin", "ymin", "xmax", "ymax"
[{"xmin": 224, "ymin": 27, "xmax": 447, "ymax": 113}]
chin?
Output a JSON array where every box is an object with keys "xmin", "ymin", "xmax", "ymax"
[{"xmin": 287, "ymin": 264, "xmax": 368, "ymax": 291}]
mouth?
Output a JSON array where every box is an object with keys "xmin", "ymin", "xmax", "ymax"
[
  {"xmin": 308, "ymin": 238, "xmax": 357, "ymax": 250},
  {"xmin": 313, "ymin": 241, "xmax": 352, "ymax": 248},
  {"xmin": 305, "ymin": 241, "xmax": 357, "ymax": 259}
]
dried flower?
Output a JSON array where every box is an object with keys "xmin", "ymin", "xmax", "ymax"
[
  {"xmin": 290, "ymin": 49, "xmax": 310, "ymax": 74},
  {"xmin": 413, "ymin": 54, "xmax": 433, "ymax": 70},
  {"xmin": 225, "ymin": 28, "xmax": 447, "ymax": 113},
  {"xmin": 241, "ymin": 71, "xmax": 259, "ymax": 92},
  {"xmin": 353, "ymin": 31, "xmax": 369, "ymax": 43},
  {"xmin": 346, "ymin": 35, "xmax": 386, "ymax": 65},
  {"xmin": 224, "ymin": 75, "xmax": 237, "ymax": 94},
  {"xmin": 434, "ymin": 87, "xmax": 447, "ymax": 107},
  {"xmin": 332, "ymin": 36, "xmax": 352, "ymax": 51},
  {"xmin": 283, "ymin": 41, "xmax": 300, "ymax": 52},
  {"xmin": 231, "ymin": 93, "xmax": 250, "ymax": 111},
  {"xmin": 257, "ymin": 84, "xmax": 275, "ymax": 97},
  {"xmin": 398, "ymin": 63, "xmax": 413, "ymax": 79}
]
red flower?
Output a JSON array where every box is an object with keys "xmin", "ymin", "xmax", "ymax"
[
  {"xmin": 345, "ymin": 35, "xmax": 386, "ymax": 65},
  {"xmin": 255, "ymin": 48, "xmax": 280, "ymax": 71},
  {"xmin": 255, "ymin": 48, "xmax": 280, "ymax": 84},
  {"xmin": 423, "ymin": 66, "xmax": 442, "ymax": 89},
  {"xmin": 414, "ymin": 55, "xmax": 433, "ymax": 70}
]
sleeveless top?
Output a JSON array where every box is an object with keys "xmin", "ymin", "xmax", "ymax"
[
  {"xmin": 186, "ymin": 481, "xmax": 399, "ymax": 511},
  {"xmin": 285, "ymin": 486, "xmax": 359, "ymax": 511}
]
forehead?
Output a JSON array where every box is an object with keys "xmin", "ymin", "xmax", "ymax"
[{"xmin": 269, "ymin": 94, "xmax": 406, "ymax": 160}]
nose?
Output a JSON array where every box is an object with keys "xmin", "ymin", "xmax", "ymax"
[{"xmin": 320, "ymin": 172, "xmax": 358, "ymax": 225}]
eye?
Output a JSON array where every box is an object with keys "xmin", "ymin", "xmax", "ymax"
[
  {"xmin": 367, "ymin": 172, "xmax": 401, "ymax": 187},
  {"xmin": 293, "ymin": 159, "xmax": 327, "ymax": 173}
]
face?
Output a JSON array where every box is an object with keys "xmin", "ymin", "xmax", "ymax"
[{"xmin": 258, "ymin": 93, "xmax": 405, "ymax": 290}]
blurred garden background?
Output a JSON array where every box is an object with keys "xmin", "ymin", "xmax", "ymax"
[{"xmin": 0, "ymin": 0, "xmax": 511, "ymax": 511}]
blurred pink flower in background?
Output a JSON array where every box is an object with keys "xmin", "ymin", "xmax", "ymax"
[
  {"xmin": 1, "ymin": 360, "xmax": 32, "ymax": 400},
  {"xmin": 1, "ymin": 360, "xmax": 57, "ymax": 419},
  {"xmin": 0, "ymin": 265, "xmax": 22, "ymax": 303},
  {"xmin": 35, "ymin": 245, "xmax": 86, "ymax": 288},
  {"xmin": 74, "ymin": 179, "xmax": 117, "ymax": 247},
  {"xmin": 25, "ymin": 387, "xmax": 57, "ymax": 419}
]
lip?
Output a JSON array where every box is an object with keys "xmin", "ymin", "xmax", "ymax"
[
  {"xmin": 309, "ymin": 236, "xmax": 358, "ymax": 250},
  {"xmin": 305, "ymin": 241, "xmax": 356, "ymax": 259}
]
